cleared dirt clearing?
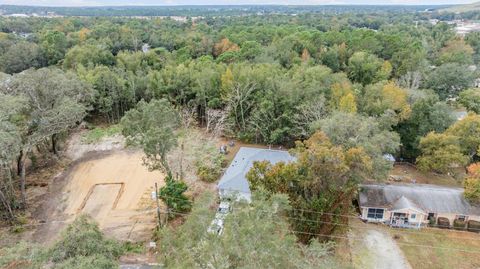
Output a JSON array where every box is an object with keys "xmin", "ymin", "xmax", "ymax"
[{"xmin": 33, "ymin": 150, "xmax": 164, "ymax": 242}]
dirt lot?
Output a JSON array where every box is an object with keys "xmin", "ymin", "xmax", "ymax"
[
  {"xmin": 32, "ymin": 150, "xmax": 163, "ymax": 243},
  {"xmin": 389, "ymin": 163, "xmax": 463, "ymax": 187}
]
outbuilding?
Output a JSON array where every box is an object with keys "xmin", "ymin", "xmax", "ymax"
[{"xmin": 217, "ymin": 147, "xmax": 295, "ymax": 202}]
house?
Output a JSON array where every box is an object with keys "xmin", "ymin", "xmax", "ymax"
[
  {"xmin": 359, "ymin": 183, "xmax": 480, "ymax": 229},
  {"xmin": 217, "ymin": 147, "xmax": 295, "ymax": 202}
]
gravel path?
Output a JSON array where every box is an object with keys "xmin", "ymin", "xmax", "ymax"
[{"xmin": 363, "ymin": 229, "xmax": 412, "ymax": 269}]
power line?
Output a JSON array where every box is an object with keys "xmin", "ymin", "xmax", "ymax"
[
  {"xmin": 157, "ymin": 192, "xmax": 480, "ymax": 235},
  {"xmin": 163, "ymin": 208, "xmax": 480, "ymax": 254}
]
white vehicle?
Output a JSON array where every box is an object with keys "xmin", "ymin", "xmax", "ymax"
[
  {"xmin": 218, "ymin": 201, "xmax": 231, "ymax": 213},
  {"xmin": 207, "ymin": 218, "xmax": 224, "ymax": 235}
]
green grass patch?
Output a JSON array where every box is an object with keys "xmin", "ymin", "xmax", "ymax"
[{"xmin": 82, "ymin": 125, "xmax": 121, "ymax": 144}]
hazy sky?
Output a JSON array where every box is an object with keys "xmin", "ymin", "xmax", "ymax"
[{"xmin": 0, "ymin": 0, "xmax": 476, "ymax": 6}]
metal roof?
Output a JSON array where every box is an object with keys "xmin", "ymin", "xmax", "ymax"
[
  {"xmin": 218, "ymin": 147, "xmax": 295, "ymax": 195},
  {"xmin": 359, "ymin": 183, "xmax": 480, "ymax": 215}
]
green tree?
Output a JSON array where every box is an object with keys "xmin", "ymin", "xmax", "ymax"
[
  {"xmin": 395, "ymin": 93, "xmax": 455, "ymax": 160},
  {"xmin": 63, "ymin": 44, "xmax": 115, "ymax": 69},
  {"xmin": 425, "ymin": 63, "xmax": 475, "ymax": 99},
  {"xmin": 120, "ymin": 99, "xmax": 180, "ymax": 174},
  {"xmin": 445, "ymin": 113, "xmax": 480, "ymax": 158},
  {"xmin": 2, "ymin": 68, "xmax": 91, "ymax": 205},
  {"xmin": 417, "ymin": 132, "xmax": 468, "ymax": 174},
  {"xmin": 247, "ymin": 131, "xmax": 372, "ymax": 243},
  {"xmin": 314, "ymin": 112, "xmax": 400, "ymax": 179},
  {"xmin": 347, "ymin": 51, "xmax": 384, "ymax": 85},
  {"xmin": 158, "ymin": 173, "xmax": 191, "ymax": 218},
  {"xmin": 0, "ymin": 41, "xmax": 42, "ymax": 74},
  {"xmin": 40, "ymin": 30, "xmax": 68, "ymax": 65},
  {"xmin": 438, "ymin": 39, "xmax": 474, "ymax": 65},
  {"xmin": 158, "ymin": 192, "xmax": 339, "ymax": 268},
  {"xmin": 459, "ymin": 88, "xmax": 480, "ymax": 114}
]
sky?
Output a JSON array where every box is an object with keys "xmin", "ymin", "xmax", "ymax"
[{"xmin": 0, "ymin": 0, "xmax": 477, "ymax": 6}]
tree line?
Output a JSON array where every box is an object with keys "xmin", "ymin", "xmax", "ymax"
[{"xmin": 0, "ymin": 11, "xmax": 480, "ymax": 236}]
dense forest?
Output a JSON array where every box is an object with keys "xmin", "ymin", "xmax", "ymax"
[{"xmin": 1, "ymin": 7, "xmax": 480, "ymax": 245}]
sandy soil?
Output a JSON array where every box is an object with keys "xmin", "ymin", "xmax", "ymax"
[
  {"xmin": 349, "ymin": 219, "xmax": 412, "ymax": 269},
  {"xmin": 65, "ymin": 130, "xmax": 125, "ymax": 161},
  {"xmin": 363, "ymin": 230, "xmax": 412, "ymax": 269},
  {"xmin": 32, "ymin": 150, "xmax": 163, "ymax": 243}
]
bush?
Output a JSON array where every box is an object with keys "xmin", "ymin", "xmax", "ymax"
[
  {"xmin": 49, "ymin": 215, "xmax": 123, "ymax": 263},
  {"xmin": 82, "ymin": 125, "xmax": 121, "ymax": 144},
  {"xmin": 159, "ymin": 173, "xmax": 192, "ymax": 218},
  {"xmin": 467, "ymin": 220, "xmax": 480, "ymax": 233},
  {"xmin": 437, "ymin": 217, "xmax": 450, "ymax": 228},
  {"xmin": 55, "ymin": 254, "xmax": 118, "ymax": 269},
  {"xmin": 195, "ymin": 145, "xmax": 225, "ymax": 183},
  {"xmin": 453, "ymin": 219, "xmax": 467, "ymax": 230}
]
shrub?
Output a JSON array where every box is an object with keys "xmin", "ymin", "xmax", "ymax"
[
  {"xmin": 437, "ymin": 217, "xmax": 450, "ymax": 228},
  {"xmin": 453, "ymin": 219, "xmax": 467, "ymax": 230},
  {"xmin": 54, "ymin": 254, "xmax": 118, "ymax": 269},
  {"xmin": 159, "ymin": 173, "xmax": 192, "ymax": 218},
  {"xmin": 49, "ymin": 215, "xmax": 123, "ymax": 263},
  {"xmin": 467, "ymin": 220, "xmax": 480, "ymax": 233},
  {"xmin": 195, "ymin": 145, "xmax": 225, "ymax": 183}
]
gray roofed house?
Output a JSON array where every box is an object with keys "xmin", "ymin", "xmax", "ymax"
[
  {"xmin": 359, "ymin": 183, "xmax": 480, "ymax": 229},
  {"xmin": 217, "ymin": 147, "xmax": 295, "ymax": 202}
]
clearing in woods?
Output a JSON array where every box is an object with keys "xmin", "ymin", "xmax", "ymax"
[{"xmin": 33, "ymin": 150, "xmax": 164, "ymax": 243}]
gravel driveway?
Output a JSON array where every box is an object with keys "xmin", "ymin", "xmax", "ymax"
[{"xmin": 362, "ymin": 229, "xmax": 412, "ymax": 269}]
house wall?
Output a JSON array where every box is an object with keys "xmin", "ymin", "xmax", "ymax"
[
  {"xmin": 361, "ymin": 208, "xmax": 480, "ymax": 228},
  {"xmin": 360, "ymin": 207, "xmax": 390, "ymax": 222},
  {"xmin": 219, "ymin": 189, "xmax": 251, "ymax": 203},
  {"xmin": 436, "ymin": 213, "xmax": 480, "ymax": 225}
]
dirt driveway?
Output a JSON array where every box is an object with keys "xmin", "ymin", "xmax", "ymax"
[{"xmin": 349, "ymin": 219, "xmax": 412, "ymax": 269}]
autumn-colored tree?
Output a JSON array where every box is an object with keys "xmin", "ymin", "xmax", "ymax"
[
  {"xmin": 459, "ymin": 88, "xmax": 480, "ymax": 114},
  {"xmin": 362, "ymin": 81, "xmax": 411, "ymax": 121},
  {"xmin": 247, "ymin": 131, "xmax": 372, "ymax": 243},
  {"xmin": 213, "ymin": 38, "xmax": 240, "ymax": 57},
  {"xmin": 445, "ymin": 113, "xmax": 480, "ymax": 158},
  {"xmin": 220, "ymin": 67, "xmax": 234, "ymax": 101},
  {"xmin": 338, "ymin": 93, "xmax": 357, "ymax": 113},
  {"xmin": 417, "ymin": 132, "xmax": 468, "ymax": 174},
  {"xmin": 330, "ymin": 82, "xmax": 354, "ymax": 110},
  {"xmin": 438, "ymin": 39, "xmax": 474, "ymax": 65},
  {"xmin": 464, "ymin": 163, "xmax": 480, "ymax": 204}
]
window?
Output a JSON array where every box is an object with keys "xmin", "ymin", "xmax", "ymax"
[
  {"xmin": 456, "ymin": 215, "xmax": 467, "ymax": 221},
  {"xmin": 367, "ymin": 208, "xmax": 384, "ymax": 219},
  {"xmin": 410, "ymin": 214, "xmax": 416, "ymax": 220}
]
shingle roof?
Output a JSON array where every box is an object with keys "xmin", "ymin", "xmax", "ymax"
[
  {"xmin": 359, "ymin": 183, "xmax": 480, "ymax": 215},
  {"xmin": 390, "ymin": 196, "xmax": 424, "ymax": 213},
  {"xmin": 218, "ymin": 147, "xmax": 296, "ymax": 195}
]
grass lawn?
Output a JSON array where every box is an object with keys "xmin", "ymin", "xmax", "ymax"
[
  {"xmin": 82, "ymin": 124, "xmax": 121, "ymax": 144},
  {"xmin": 391, "ymin": 228, "xmax": 480, "ymax": 269}
]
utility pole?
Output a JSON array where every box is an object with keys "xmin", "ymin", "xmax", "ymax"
[{"xmin": 155, "ymin": 182, "xmax": 162, "ymax": 229}]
